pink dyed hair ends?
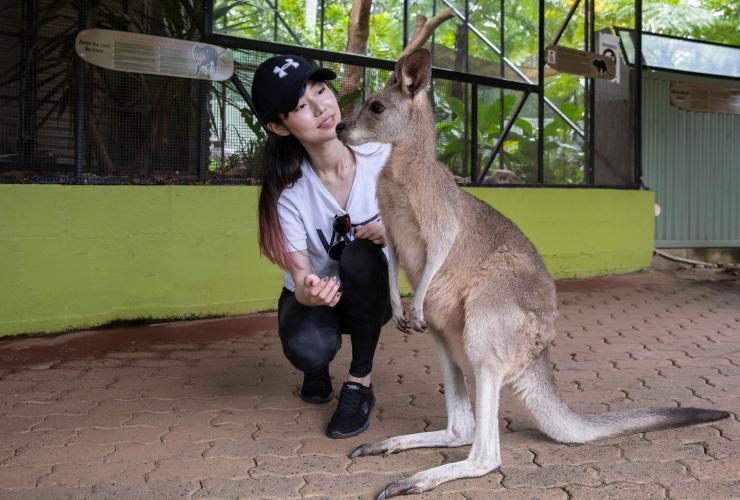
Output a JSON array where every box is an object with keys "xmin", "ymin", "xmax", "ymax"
[{"xmin": 258, "ymin": 197, "xmax": 291, "ymax": 270}]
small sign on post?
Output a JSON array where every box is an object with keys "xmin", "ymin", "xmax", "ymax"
[
  {"xmin": 545, "ymin": 45, "xmax": 616, "ymax": 80},
  {"xmin": 597, "ymin": 33, "xmax": 621, "ymax": 84},
  {"xmin": 75, "ymin": 29, "xmax": 234, "ymax": 81}
]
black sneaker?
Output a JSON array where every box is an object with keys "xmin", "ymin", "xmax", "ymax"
[
  {"xmin": 300, "ymin": 366, "xmax": 333, "ymax": 404},
  {"xmin": 326, "ymin": 382, "xmax": 374, "ymax": 438}
]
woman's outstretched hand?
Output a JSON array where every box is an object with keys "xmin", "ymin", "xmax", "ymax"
[
  {"xmin": 355, "ymin": 221, "xmax": 385, "ymax": 245},
  {"xmin": 299, "ymin": 274, "xmax": 341, "ymax": 307}
]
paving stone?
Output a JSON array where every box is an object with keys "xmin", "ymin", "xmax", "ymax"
[
  {"xmin": 369, "ymin": 417, "xmax": 428, "ymax": 437},
  {"xmin": 38, "ymin": 462, "xmax": 154, "ymax": 488},
  {"xmin": 124, "ymin": 409, "xmax": 214, "ymax": 428},
  {"xmin": 10, "ymin": 444, "xmax": 114, "ymax": 467},
  {"xmin": 702, "ymin": 437, "xmax": 740, "ymax": 460},
  {"xmin": 566, "ymin": 481, "xmax": 666, "ymax": 499},
  {"xmin": 164, "ymin": 422, "xmax": 254, "ymax": 443},
  {"xmin": 141, "ymin": 383, "xmax": 227, "ymax": 400},
  {"xmin": 87, "ymin": 480, "xmax": 201, "ymax": 499},
  {"xmin": 93, "ymin": 398, "xmax": 178, "ymax": 415},
  {"xmin": 683, "ymin": 456, "xmax": 740, "ymax": 480},
  {"xmin": 6, "ymin": 400, "xmax": 97, "ymax": 418},
  {"xmin": 0, "ymin": 447, "xmax": 15, "ymax": 464},
  {"xmin": 198, "ymin": 476, "xmax": 304, "ymax": 498},
  {"xmin": 349, "ymin": 450, "xmax": 445, "ymax": 473},
  {"xmin": 4, "ymin": 486, "xmax": 91, "ymax": 499},
  {"xmin": 0, "ymin": 465, "xmax": 51, "ymax": 489},
  {"xmin": 211, "ymin": 408, "xmax": 300, "ymax": 426},
  {"xmin": 0, "ymin": 273, "xmax": 738, "ymax": 498},
  {"xmin": 0, "ymin": 430, "xmax": 76, "ymax": 449},
  {"xmin": 465, "ymin": 488, "xmax": 567, "ymax": 500},
  {"xmin": 175, "ymin": 396, "xmax": 260, "ymax": 412},
  {"xmin": 107, "ymin": 441, "xmax": 210, "ymax": 463},
  {"xmin": 70, "ymin": 426, "xmax": 168, "ymax": 445},
  {"xmin": 106, "ymin": 351, "xmax": 162, "ymax": 360},
  {"xmin": 253, "ymin": 419, "xmax": 334, "ymax": 440},
  {"xmin": 667, "ymin": 479, "xmax": 740, "ymax": 500},
  {"xmin": 148, "ymin": 457, "xmax": 251, "ymax": 481},
  {"xmin": 594, "ymin": 460, "xmax": 692, "ymax": 484},
  {"xmin": 126, "ymin": 359, "xmax": 192, "ymax": 368},
  {"xmin": 249, "ymin": 454, "xmax": 350, "ymax": 478},
  {"xmin": 64, "ymin": 388, "xmax": 143, "ymax": 402},
  {"xmin": 501, "ymin": 464, "xmax": 601, "ymax": 488},
  {"xmin": 206, "ymin": 438, "xmax": 300, "ymax": 459},
  {"xmin": 429, "ymin": 473, "xmax": 504, "ymax": 494},
  {"xmin": 0, "ymin": 416, "xmax": 43, "ymax": 434},
  {"xmin": 254, "ymin": 394, "xmax": 319, "ymax": 410},
  {"xmin": 298, "ymin": 432, "xmax": 390, "ymax": 457},
  {"xmin": 443, "ymin": 446, "xmax": 536, "ymax": 469},
  {"xmin": 619, "ymin": 441, "xmax": 707, "ymax": 461},
  {"xmin": 2, "ymin": 369, "xmax": 82, "ymax": 383},
  {"xmin": 534, "ymin": 443, "xmax": 622, "ymax": 466},
  {"xmin": 301, "ymin": 471, "xmax": 399, "ymax": 498},
  {"xmin": 34, "ymin": 413, "xmax": 131, "ymax": 431},
  {"xmin": 644, "ymin": 423, "xmax": 721, "ymax": 443},
  {"xmin": 499, "ymin": 429, "xmax": 563, "ymax": 451}
]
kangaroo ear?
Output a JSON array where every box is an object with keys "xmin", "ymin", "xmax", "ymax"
[{"xmin": 394, "ymin": 48, "xmax": 431, "ymax": 97}]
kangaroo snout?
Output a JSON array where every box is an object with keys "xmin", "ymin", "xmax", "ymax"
[{"xmin": 335, "ymin": 119, "xmax": 360, "ymax": 145}]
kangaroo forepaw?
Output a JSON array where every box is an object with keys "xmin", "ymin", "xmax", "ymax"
[
  {"xmin": 409, "ymin": 306, "xmax": 426, "ymax": 332},
  {"xmin": 392, "ymin": 310, "xmax": 411, "ymax": 333}
]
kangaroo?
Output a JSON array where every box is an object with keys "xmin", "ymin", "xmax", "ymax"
[{"xmin": 335, "ymin": 48, "xmax": 729, "ymax": 499}]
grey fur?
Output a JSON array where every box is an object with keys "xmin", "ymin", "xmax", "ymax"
[{"xmin": 336, "ymin": 48, "xmax": 729, "ymax": 498}]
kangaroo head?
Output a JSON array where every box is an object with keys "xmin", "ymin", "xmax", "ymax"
[{"xmin": 336, "ymin": 48, "xmax": 432, "ymax": 146}]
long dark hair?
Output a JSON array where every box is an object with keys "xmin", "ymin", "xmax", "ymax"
[{"xmin": 258, "ymin": 130, "xmax": 308, "ymax": 269}]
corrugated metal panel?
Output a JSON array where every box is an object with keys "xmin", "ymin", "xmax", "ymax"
[{"xmin": 643, "ymin": 72, "xmax": 740, "ymax": 247}]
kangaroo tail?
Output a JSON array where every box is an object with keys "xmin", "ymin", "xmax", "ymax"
[{"xmin": 511, "ymin": 348, "xmax": 729, "ymax": 444}]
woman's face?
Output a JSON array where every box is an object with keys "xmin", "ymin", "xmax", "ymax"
[{"xmin": 272, "ymin": 80, "xmax": 341, "ymax": 146}]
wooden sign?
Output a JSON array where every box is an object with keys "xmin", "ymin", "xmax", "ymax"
[
  {"xmin": 670, "ymin": 82, "xmax": 740, "ymax": 115},
  {"xmin": 545, "ymin": 45, "xmax": 616, "ymax": 80},
  {"xmin": 75, "ymin": 29, "xmax": 234, "ymax": 81}
]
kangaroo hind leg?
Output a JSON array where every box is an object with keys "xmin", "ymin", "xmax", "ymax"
[
  {"xmin": 375, "ymin": 327, "xmax": 504, "ymax": 498},
  {"xmin": 351, "ymin": 333, "xmax": 474, "ymax": 458}
]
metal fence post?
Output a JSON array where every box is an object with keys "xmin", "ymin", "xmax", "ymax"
[
  {"xmin": 20, "ymin": 0, "xmax": 39, "ymax": 169},
  {"xmin": 634, "ymin": 0, "xmax": 643, "ymax": 186},
  {"xmin": 537, "ymin": 0, "xmax": 544, "ymax": 184},
  {"xmin": 198, "ymin": 0, "xmax": 214, "ymax": 181},
  {"xmin": 74, "ymin": 0, "xmax": 87, "ymax": 177},
  {"xmin": 471, "ymin": 82, "xmax": 478, "ymax": 184}
]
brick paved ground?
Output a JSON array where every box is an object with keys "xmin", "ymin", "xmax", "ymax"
[{"xmin": 0, "ymin": 270, "xmax": 738, "ymax": 499}]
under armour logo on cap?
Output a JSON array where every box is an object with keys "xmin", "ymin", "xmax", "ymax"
[{"xmin": 273, "ymin": 58, "xmax": 300, "ymax": 78}]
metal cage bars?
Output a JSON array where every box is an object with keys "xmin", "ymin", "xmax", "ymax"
[{"xmin": 51, "ymin": 0, "xmax": 642, "ymax": 187}]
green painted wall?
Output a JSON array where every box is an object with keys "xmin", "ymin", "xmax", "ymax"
[{"xmin": 0, "ymin": 185, "xmax": 654, "ymax": 337}]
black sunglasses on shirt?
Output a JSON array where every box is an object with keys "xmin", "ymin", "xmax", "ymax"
[{"xmin": 328, "ymin": 213, "xmax": 351, "ymax": 261}]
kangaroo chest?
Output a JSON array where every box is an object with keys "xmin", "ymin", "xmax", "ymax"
[{"xmin": 377, "ymin": 172, "xmax": 426, "ymax": 287}]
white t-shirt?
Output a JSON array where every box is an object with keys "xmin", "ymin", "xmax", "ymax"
[{"xmin": 277, "ymin": 142, "xmax": 392, "ymax": 291}]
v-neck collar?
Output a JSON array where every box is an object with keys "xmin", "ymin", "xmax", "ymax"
[{"xmin": 305, "ymin": 149, "xmax": 359, "ymax": 213}]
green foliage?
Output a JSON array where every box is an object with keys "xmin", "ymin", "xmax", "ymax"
[{"xmin": 214, "ymin": 0, "xmax": 739, "ymax": 185}]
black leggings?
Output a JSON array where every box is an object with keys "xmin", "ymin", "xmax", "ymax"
[{"xmin": 277, "ymin": 239, "xmax": 391, "ymax": 378}]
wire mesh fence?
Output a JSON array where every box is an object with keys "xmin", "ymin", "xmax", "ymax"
[{"xmin": 0, "ymin": 0, "xmax": 596, "ymax": 186}]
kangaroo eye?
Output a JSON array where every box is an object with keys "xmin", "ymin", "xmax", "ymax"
[{"xmin": 369, "ymin": 102, "xmax": 385, "ymax": 113}]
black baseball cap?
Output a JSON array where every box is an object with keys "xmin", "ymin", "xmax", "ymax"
[{"xmin": 251, "ymin": 55, "xmax": 336, "ymax": 125}]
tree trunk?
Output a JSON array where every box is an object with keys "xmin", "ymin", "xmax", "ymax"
[
  {"xmin": 451, "ymin": 23, "xmax": 467, "ymax": 100},
  {"xmin": 339, "ymin": 0, "xmax": 373, "ymax": 99}
]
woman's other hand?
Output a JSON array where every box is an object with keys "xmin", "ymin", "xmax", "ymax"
[
  {"xmin": 300, "ymin": 274, "xmax": 341, "ymax": 307},
  {"xmin": 355, "ymin": 221, "xmax": 385, "ymax": 245},
  {"xmin": 287, "ymin": 251, "xmax": 341, "ymax": 307}
]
